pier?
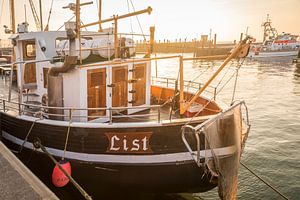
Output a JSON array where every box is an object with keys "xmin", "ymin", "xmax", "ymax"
[
  {"xmin": 136, "ymin": 39, "xmax": 234, "ymax": 56},
  {"xmin": 0, "ymin": 141, "xmax": 58, "ymax": 200}
]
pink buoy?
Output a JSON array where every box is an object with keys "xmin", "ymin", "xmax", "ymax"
[{"xmin": 52, "ymin": 160, "xmax": 71, "ymax": 187}]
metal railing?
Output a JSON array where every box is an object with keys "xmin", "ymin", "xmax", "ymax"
[
  {"xmin": 152, "ymin": 76, "xmax": 217, "ymax": 100},
  {"xmin": 0, "ymin": 75, "xmax": 219, "ymax": 124},
  {"xmin": 0, "ymin": 98, "xmax": 171, "ymax": 124},
  {"xmin": 181, "ymin": 101, "xmax": 250, "ymax": 166}
]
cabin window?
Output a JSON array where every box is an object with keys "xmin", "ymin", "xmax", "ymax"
[
  {"xmin": 43, "ymin": 68, "xmax": 49, "ymax": 88},
  {"xmin": 23, "ymin": 41, "xmax": 37, "ymax": 84},
  {"xmin": 25, "ymin": 43, "xmax": 36, "ymax": 58}
]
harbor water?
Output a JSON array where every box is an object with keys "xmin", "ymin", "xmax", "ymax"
[
  {"xmin": 153, "ymin": 54, "xmax": 300, "ymax": 200},
  {"xmin": 0, "ymin": 54, "xmax": 299, "ymax": 199}
]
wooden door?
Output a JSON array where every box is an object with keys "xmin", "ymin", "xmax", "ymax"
[
  {"xmin": 112, "ymin": 66, "xmax": 128, "ymax": 107},
  {"xmin": 132, "ymin": 63, "xmax": 146, "ymax": 106},
  {"xmin": 87, "ymin": 68, "xmax": 106, "ymax": 119},
  {"xmin": 23, "ymin": 41, "xmax": 36, "ymax": 84}
]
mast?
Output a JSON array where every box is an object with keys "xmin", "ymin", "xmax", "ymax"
[
  {"xmin": 76, "ymin": 0, "xmax": 81, "ymax": 38},
  {"xmin": 9, "ymin": 0, "xmax": 16, "ymax": 33},
  {"xmin": 113, "ymin": 16, "xmax": 118, "ymax": 58},
  {"xmin": 98, "ymin": 0, "xmax": 102, "ymax": 32},
  {"xmin": 262, "ymin": 14, "xmax": 270, "ymax": 42},
  {"xmin": 39, "ymin": 0, "xmax": 43, "ymax": 30}
]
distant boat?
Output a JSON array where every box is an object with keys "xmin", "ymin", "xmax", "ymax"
[{"xmin": 248, "ymin": 15, "xmax": 300, "ymax": 58}]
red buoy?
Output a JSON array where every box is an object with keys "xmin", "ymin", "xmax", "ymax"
[{"xmin": 52, "ymin": 160, "xmax": 71, "ymax": 187}]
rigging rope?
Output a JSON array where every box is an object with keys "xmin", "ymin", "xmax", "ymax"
[
  {"xmin": 182, "ymin": 58, "xmax": 244, "ymax": 127},
  {"xmin": 241, "ymin": 162, "xmax": 289, "ymax": 200},
  {"xmin": 126, "ymin": 0, "xmax": 134, "ymax": 34},
  {"xmin": 44, "ymin": 0, "xmax": 54, "ymax": 31},
  {"xmin": 214, "ymin": 62, "xmax": 236, "ymax": 89},
  {"xmin": 190, "ymin": 62, "xmax": 214, "ymax": 83},
  {"xmin": 57, "ymin": 15, "xmax": 75, "ymax": 31},
  {"xmin": 231, "ymin": 59, "xmax": 245, "ymax": 104},
  {"xmin": 129, "ymin": 0, "xmax": 146, "ymax": 41}
]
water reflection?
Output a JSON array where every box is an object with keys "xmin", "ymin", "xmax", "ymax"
[
  {"xmin": 254, "ymin": 58, "xmax": 295, "ymax": 76},
  {"xmin": 294, "ymin": 64, "xmax": 300, "ymax": 78},
  {"xmin": 67, "ymin": 192, "xmax": 203, "ymax": 200}
]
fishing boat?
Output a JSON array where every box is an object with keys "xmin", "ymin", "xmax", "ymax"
[
  {"xmin": 0, "ymin": 1, "xmax": 252, "ymax": 199},
  {"xmin": 248, "ymin": 15, "xmax": 300, "ymax": 58}
]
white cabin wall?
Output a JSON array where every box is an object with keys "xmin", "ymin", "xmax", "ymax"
[
  {"xmin": 15, "ymin": 42, "xmax": 23, "ymax": 89},
  {"xmin": 79, "ymin": 69, "xmax": 88, "ymax": 122},
  {"xmin": 35, "ymin": 41, "xmax": 49, "ymax": 102},
  {"xmin": 63, "ymin": 69, "xmax": 81, "ymax": 121}
]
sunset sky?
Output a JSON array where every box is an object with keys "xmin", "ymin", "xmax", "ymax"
[{"xmin": 0, "ymin": 0, "xmax": 300, "ymax": 42}]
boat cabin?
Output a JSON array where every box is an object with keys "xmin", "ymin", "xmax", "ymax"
[
  {"xmin": 12, "ymin": 31, "xmax": 151, "ymax": 122},
  {"xmin": 61, "ymin": 59, "xmax": 151, "ymax": 122}
]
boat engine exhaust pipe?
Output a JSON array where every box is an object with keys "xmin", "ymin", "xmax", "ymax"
[
  {"xmin": 47, "ymin": 56, "xmax": 77, "ymax": 120},
  {"xmin": 47, "ymin": 24, "xmax": 78, "ymax": 120}
]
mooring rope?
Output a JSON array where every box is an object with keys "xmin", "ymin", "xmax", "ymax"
[
  {"xmin": 63, "ymin": 109, "xmax": 73, "ymax": 160},
  {"xmin": 241, "ymin": 162, "xmax": 289, "ymax": 200},
  {"xmin": 33, "ymin": 138, "xmax": 93, "ymax": 200},
  {"xmin": 19, "ymin": 117, "xmax": 42, "ymax": 153}
]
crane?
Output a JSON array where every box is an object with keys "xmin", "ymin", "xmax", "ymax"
[{"xmin": 28, "ymin": 0, "xmax": 41, "ymax": 31}]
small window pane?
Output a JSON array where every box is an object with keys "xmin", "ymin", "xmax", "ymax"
[{"xmin": 26, "ymin": 44, "xmax": 36, "ymax": 58}]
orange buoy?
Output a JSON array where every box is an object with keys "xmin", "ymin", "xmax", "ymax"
[{"xmin": 52, "ymin": 160, "xmax": 71, "ymax": 187}]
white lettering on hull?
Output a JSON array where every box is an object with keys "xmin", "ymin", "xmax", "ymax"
[{"xmin": 106, "ymin": 132, "xmax": 153, "ymax": 154}]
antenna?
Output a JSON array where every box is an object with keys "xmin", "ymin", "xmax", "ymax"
[
  {"xmin": 25, "ymin": 4, "xmax": 27, "ymax": 23},
  {"xmin": 98, "ymin": 0, "xmax": 102, "ymax": 32},
  {"xmin": 245, "ymin": 26, "xmax": 249, "ymax": 36}
]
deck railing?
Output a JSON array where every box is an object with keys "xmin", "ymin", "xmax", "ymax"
[
  {"xmin": 151, "ymin": 76, "xmax": 217, "ymax": 100},
  {"xmin": 0, "ymin": 98, "xmax": 170, "ymax": 124},
  {"xmin": 0, "ymin": 77, "xmax": 217, "ymax": 124},
  {"xmin": 181, "ymin": 101, "xmax": 250, "ymax": 166}
]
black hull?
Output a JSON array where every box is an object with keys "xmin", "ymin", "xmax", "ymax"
[{"xmin": 0, "ymin": 112, "xmax": 217, "ymax": 198}]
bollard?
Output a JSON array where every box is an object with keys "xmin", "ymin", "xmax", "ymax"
[{"xmin": 214, "ymin": 34, "xmax": 217, "ymax": 48}]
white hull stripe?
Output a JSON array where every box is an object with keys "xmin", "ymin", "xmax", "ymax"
[{"xmin": 2, "ymin": 131, "xmax": 236, "ymax": 164}]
